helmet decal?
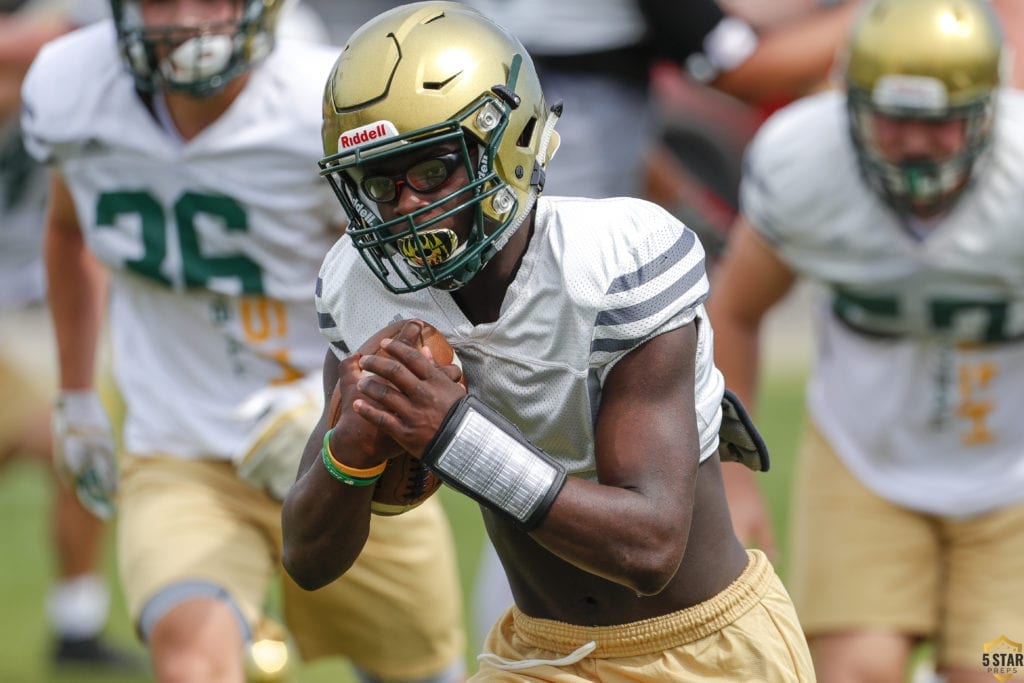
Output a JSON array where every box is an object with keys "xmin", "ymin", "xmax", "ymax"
[{"xmin": 338, "ymin": 121, "xmax": 401, "ymax": 152}]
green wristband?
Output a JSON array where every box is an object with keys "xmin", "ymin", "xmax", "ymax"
[{"xmin": 320, "ymin": 429, "xmax": 386, "ymax": 487}]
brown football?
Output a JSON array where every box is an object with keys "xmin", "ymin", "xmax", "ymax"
[{"xmin": 328, "ymin": 319, "xmax": 463, "ymax": 516}]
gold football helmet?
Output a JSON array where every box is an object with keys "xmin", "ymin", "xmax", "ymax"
[
  {"xmin": 319, "ymin": 2, "xmax": 561, "ymax": 293},
  {"xmin": 111, "ymin": 0, "xmax": 284, "ymax": 95},
  {"xmin": 845, "ymin": 0, "xmax": 1004, "ymax": 214}
]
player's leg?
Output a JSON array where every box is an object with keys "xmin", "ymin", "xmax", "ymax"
[
  {"xmin": 0, "ymin": 305, "xmax": 136, "ymax": 669},
  {"xmin": 282, "ymin": 496, "xmax": 466, "ymax": 683},
  {"xmin": 807, "ymin": 632, "xmax": 917, "ymax": 683},
  {"xmin": 119, "ymin": 455, "xmax": 277, "ymax": 682},
  {"xmin": 788, "ymin": 421, "xmax": 938, "ymax": 683},
  {"xmin": 937, "ymin": 502, "xmax": 1024, "ymax": 683}
]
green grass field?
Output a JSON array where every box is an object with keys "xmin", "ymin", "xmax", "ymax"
[{"xmin": 0, "ymin": 373, "xmax": 808, "ymax": 683}]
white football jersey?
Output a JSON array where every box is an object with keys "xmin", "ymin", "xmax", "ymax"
[
  {"xmin": 21, "ymin": 21, "xmax": 345, "ymax": 459},
  {"xmin": 316, "ymin": 196, "xmax": 724, "ymax": 477},
  {"xmin": 741, "ymin": 89, "xmax": 1024, "ymax": 516}
]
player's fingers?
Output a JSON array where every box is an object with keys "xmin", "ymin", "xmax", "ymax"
[
  {"xmin": 395, "ymin": 319, "xmax": 424, "ymax": 347},
  {"xmin": 439, "ymin": 363, "xmax": 463, "ymax": 385},
  {"xmin": 338, "ymin": 354, "xmax": 363, "ymax": 386},
  {"xmin": 366, "ymin": 338, "xmax": 435, "ymax": 385},
  {"xmin": 358, "ymin": 351, "xmax": 420, "ymax": 391},
  {"xmin": 356, "ymin": 374, "xmax": 422, "ymax": 424},
  {"xmin": 357, "ymin": 374, "xmax": 401, "ymax": 406},
  {"xmin": 351, "ymin": 398, "xmax": 403, "ymax": 436}
]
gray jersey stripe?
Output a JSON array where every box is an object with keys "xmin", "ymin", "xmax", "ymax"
[
  {"xmin": 318, "ymin": 311, "xmax": 337, "ymax": 329},
  {"xmin": 591, "ymin": 334, "xmax": 644, "ymax": 354},
  {"xmin": 595, "ymin": 259, "xmax": 707, "ymax": 330},
  {"xmin": 606, "ymin": 228, "xmax": 696, "ymax": 295},
  {"xmin": 331, "ymin": 340, "xmax": 350, "ymax": 355},
  {"xmin": 315, "ymin": 277, "xmax": 323, "ymax": 297}
]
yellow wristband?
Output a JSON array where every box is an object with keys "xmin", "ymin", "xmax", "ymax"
[{"xmin": 321, "ymin": 430, "xmax": 387, "ymax": 486}]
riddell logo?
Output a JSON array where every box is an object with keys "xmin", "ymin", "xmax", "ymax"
[{"xmin": 337, "ymin": 121, "xmax": 399, "ymax": 150}]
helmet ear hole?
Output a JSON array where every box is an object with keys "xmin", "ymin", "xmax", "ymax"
[{"xmin": 516, "ymin": 117, "xmax": 538, "ymax": 148}]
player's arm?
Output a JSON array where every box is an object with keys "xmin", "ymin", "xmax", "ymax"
[
  {"xmin": 706, "ymin": 215, "xmax": 797, "ymax": 553},
  {"xmin": 0, "ymin": 13, "xmax": 73, "ymax": 118},
  {"xmin": 638, "ymin": 0, "xmax": 860, "ymax": 105},
  {"xmin": 280, "ymin": 348, "xmax": 388, "ymax": 590},
  {"xmin": 354, "ymin": 320, "xmax": 705, "ymax": 596},
  {"xmin": 707, "ymin": 215, "xmax": 797, "ymax": 408},
  {"xmin": 710, "ymin": 2, "xmax": 860, "ymax": 104},
  {"xmin": 532, "ymin": 322, "xmax": 704, "ymax": 595},
  {"xmin": 44, "ymin": 172, "xmax": 107, "ymax": 391},
  {"xmin": 44, "ymin": 171, "xmax": 120, "ymax": 518}
]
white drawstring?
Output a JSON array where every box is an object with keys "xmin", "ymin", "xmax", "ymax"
[{"xmin": 477, "ymin": 640, "xmax": 597, "ymax": 671}]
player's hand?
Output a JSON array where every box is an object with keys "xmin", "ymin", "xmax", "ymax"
[
  {"xmin": 721, "ymin": 463, "xmax": 777, "ymax": 561},
  {"xmin": 352, "ymin": 320, "xmax": 467, "ymax": 457},
  {"xmin": 328, "ymin": 354, "xmax": 405, "ymax": 467},
  {"xmin": 52, "ymin": 390, "xmax": 117, "ymax": 520},
  {"xmin": 233, "ymin": 373, "xmax": 323, "ymax": 500}
]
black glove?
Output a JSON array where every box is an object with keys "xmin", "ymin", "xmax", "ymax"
[{"xmin": 717, "ymin": 389, "xmax": 770, "ymax": 472}]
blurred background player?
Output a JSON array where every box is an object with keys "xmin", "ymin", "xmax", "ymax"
[
  {"xmin": 21, "ymin": 0, "xmax": 465, "ymax": 680},
  {"xmin": 708, "ymin": 0, "xmax": 1024, "ymax": 680},
  {"xmin": 0, "ymin": 0, "xmax": 143, "ymax": 671}
]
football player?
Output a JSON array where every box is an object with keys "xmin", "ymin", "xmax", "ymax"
[
  {"xmin": 282, "ymin": 4, "xmax": 808, "ymax": 680},
  {"xmin": 708, "ymin": 0, "xmax": 1024, "ymax": 680},
  {"xmin": 21, "ymin": 0, "xmax": 465, "ymax": 680}
]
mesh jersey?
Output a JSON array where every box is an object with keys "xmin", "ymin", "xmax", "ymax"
[
  {"xmin": 21, "ymin": 21, "xmax": 344, "ymax": 459},
  {"xmin": 741, "ymin": 89, "xmax": 1024, "ymax": 516},
  {"xmin": 316, "ymin": 196, "xmax": 724, "ymax": 478}
]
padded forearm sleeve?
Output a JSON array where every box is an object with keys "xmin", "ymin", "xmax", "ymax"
[{"xmin": 421, "ymin": 395, "xmax": 567, "ymax": 530}]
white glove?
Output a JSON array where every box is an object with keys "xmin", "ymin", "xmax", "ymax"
[
  {"xmin": 53, "ymin": 390, "xmax": 118, "ymax": 520},
  {"xmin": 233, "ymin": 373, "xmax": 324, "ymax": 501}
]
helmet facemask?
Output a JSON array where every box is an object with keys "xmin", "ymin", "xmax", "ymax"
[
  {"xmin": 112, "ymin": 0, "xmax": 280, "ymax": 96},
  {"xmin": 318, "ymin": 2, "xmax": 560, "ymax": 295},
  {"xmin": 847, "ymin": 79, "xmax": 996, "ymax": 216},
  {"xmin": 322, "ymin": 117, "xmax": 503, "ymax": 293}
]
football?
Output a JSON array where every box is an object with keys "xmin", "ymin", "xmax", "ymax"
[{"xmin": 329, "ymin": 319, "xmax": 463, "ymax": 515}]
